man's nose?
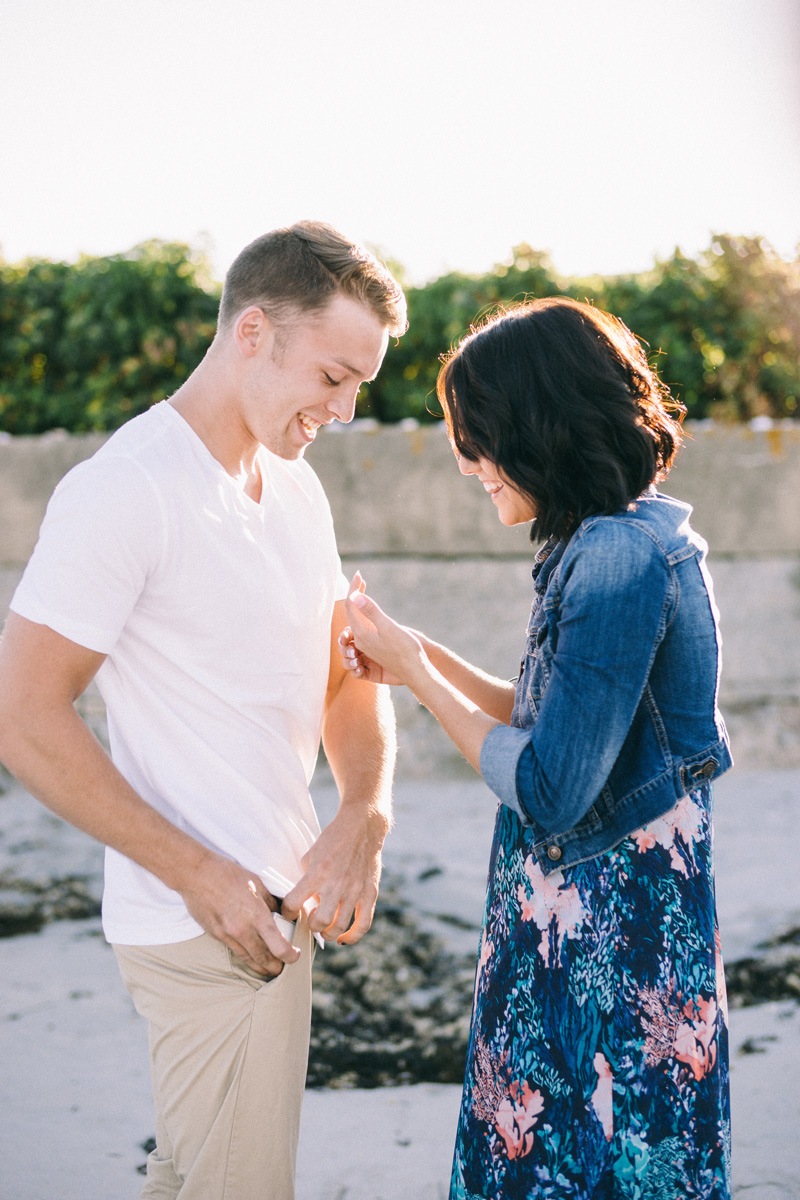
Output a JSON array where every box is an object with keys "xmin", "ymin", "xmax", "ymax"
[{"xmin": 327, "ymin": 385, "xmax": 360, "ymax": 424}]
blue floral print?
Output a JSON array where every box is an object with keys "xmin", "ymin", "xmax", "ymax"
[{"xmin": 451, "ymin": 783, "xmax": 731, "ymax": 1200}]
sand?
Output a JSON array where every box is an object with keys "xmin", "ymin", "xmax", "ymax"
[{"xmin": 1, "ymin": 767, "xmax": 798, "ymax": 1199}]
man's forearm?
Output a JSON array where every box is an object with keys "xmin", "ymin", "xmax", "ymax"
[
  {"xmin": 0, "ymin": 697, "xmax": 298, "ymax": 969},
  {"xmin": 322, "ymin": 672, "xmax": 396, "ymax": 830},
  {"xmin": 0, "ymin": 698, "xmax": 214, "ymax": 892},
  {"xmin": 279, "ymin": 673, "xmax": 396, "ymax": 943},
  {"xmin": 0, "ymin": 614, "xmax": 297, "ymax": 973}
]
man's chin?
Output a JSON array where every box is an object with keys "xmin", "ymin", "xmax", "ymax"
[{"xmin": 264, "ymin": 440, "xmax": 308, "ymax": 462}]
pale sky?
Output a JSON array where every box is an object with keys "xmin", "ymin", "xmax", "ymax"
[{"xmin": 2, "ymin": 0, "xmax": 799, "ymax": 285}]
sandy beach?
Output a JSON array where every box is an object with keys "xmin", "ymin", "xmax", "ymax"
[{"xmin": 1, "ymin": 766, "xmax": 799, "ymax": 1199}]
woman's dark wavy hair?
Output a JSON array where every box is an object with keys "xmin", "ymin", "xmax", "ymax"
[{"xmin": 436, "ymin": 297, "xmax": 686, "ymax": 542}]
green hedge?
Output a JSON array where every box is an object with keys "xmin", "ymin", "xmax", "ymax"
[
  {"xmin": 0, "ymin": 242, "xmax": 219, "ymax": 434},
  {"xmin": 1, "ymin": 234, "xmax": 798, "ymax": 434},
  {"xmin": 359, "ymin": 235, "xmax": 800, "ymax": 425}
]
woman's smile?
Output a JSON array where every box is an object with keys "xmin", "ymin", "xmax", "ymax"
[{"xmin": 472, "ymin": 460, "xmax": 536, "ymax": 525}]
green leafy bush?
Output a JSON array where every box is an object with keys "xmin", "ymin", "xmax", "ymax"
[
  {"xmin": 595, "ymin": 236, "xmax": 800, "ymax": 422},
  {"xmin": 0, "ymin": 242, "xmax": 219, "ymax": 433},
  {"xmin": 362, "ymin": 236, "xmax": 800, "ymax": 424},
  {"xmin": 1, "ymin": 234, "xmax": 797, "ymax": 433}
]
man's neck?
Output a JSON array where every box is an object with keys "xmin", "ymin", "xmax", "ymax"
[{"xmin": 169, "ymin": 361, "xmax": 262, "ymax": 498}]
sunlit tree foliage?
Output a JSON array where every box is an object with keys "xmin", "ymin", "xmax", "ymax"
[
  {"xmin": 0, "ymin": 242, "xmax": 219, "ymax": 433},
  {"xmin": 1, "ymin": 235, "xmax": 797, "ymax": 433}
]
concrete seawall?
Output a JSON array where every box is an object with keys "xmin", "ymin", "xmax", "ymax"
[{"xmin": 2, "ymin": 421, "xmax": 799, "ymax": 774}]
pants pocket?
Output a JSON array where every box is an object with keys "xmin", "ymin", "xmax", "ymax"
[{"xmin": 226, "ymin": 915, "xmax": 297, "ymax": 989}]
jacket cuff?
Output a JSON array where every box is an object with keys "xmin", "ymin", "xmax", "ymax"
[{"xmin": 480, "ymin": 724, "xmax": 535, "ymax": 825}]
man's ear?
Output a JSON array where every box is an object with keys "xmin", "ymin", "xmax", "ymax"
[{"xmin": 233, "ymin": 305, "xmax": 271, "ymax": 358}]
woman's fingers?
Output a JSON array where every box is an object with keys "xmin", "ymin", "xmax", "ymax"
[
  {"xmin": 343, "ymin": 573, "xmax": 418, "ymax": 686},
  {"xmin": 350, "ymin": 570, "xmax": 366, "ymax": 596},
  {"xmin": 345, "ymin": 587, "xmax": 384, "ymax": 633}
]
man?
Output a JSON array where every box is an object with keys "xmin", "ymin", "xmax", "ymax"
[{"xmin": 0, "ymin": 221, "xmax": 407, "ymax": 1198}]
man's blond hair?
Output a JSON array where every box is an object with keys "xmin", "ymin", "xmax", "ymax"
[{"xmin": 218, "ymin": 220, "xmax": 407, "ymax": 336}]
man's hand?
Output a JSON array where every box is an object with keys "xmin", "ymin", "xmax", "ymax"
[
  {"xmin": 284, "ymin": 597, "xmax": 395, "ymax": 945},
  {"xmin": 281, "ymin": 803, "xmax": 388, "ymax": 945},
  {"xmin": 0, "ymin": 616, "xmax": 303, "ymax": 978},
  {"xmin": 179, "ymin": 853, "xmax": 300, "ymax": 975}
]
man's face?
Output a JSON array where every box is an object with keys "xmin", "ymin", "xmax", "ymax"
[{"xmin": 243, "ymin": 293, "xmax": 389, "ymax": 460}]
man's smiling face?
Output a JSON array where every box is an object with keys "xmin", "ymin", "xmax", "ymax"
[{"xmin": 241, "ymin": 292, "xmax": 389, "ymax": 460}]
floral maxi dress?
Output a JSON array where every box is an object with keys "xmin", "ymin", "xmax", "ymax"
[{"xmin": 451, "ymin": 783, "xmax": 731, "ymax": 1200}]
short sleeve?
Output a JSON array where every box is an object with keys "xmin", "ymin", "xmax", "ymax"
[
  {"xmin": 334, "ymin": 566, "xmax": 350, "ymax": 601},
  {"xmin": 10, "ymin": 453, "xmax": 165, "ymax": 654}
]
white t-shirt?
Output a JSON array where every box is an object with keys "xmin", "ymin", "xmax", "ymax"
[{"xmin": 11, "ymin": 401, "xmax": 348, "ymax": 944}]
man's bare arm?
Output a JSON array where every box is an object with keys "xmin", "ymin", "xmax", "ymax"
[
  {"xmin": 0, "ymin": 613, "xmax": 298, "ymax": 974},
  {"xmin": 281, "ymin": 599, "xmax": 395, "ymax": 944}
]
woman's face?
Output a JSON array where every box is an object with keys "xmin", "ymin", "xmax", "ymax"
[{"xmin": 451, "ymin": 444, "xmax": 537, "ymax": 526}]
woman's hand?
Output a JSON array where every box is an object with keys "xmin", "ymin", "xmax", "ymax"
[
  {"xmin": 339, "ymin": 572, "xmax": 427, "ymax": 688},
  {"xmin": 338, "ymin": 625, "xmax": 404, "ymax": 686}
]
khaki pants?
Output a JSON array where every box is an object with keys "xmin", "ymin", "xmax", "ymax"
[{"xmin": 114, "ymin": 920, "xmax": 314, "ymax": 1200}]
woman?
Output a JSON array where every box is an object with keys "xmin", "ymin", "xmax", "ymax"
[{"xmin": 341, "ymin": 297, "xmax": 732, "ymax": 1200}]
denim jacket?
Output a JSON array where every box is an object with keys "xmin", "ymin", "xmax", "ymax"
[{"xmin": 479, "ymin": 489, "xmax": 732, "ymax": 875}]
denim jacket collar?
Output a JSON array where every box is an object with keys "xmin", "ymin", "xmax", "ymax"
[{"xmin": 532, "ymin": 536, "xmax": 566, "ymax": 594}]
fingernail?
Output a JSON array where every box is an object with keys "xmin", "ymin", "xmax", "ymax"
[{"xmin": 349, "ymin": 592, "xmax": 366, "ymax": 607}]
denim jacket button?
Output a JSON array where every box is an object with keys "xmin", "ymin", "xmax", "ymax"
[{"xmin": 547, "ymin": 844, "xmax": 563, "ymax": 862}]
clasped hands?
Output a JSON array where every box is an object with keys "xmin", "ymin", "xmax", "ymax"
[{"xmin": 338, "ymin": 571, "xmax": 426, "ymax": 687}]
